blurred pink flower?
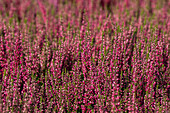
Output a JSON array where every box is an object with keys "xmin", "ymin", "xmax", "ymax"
[{"xmin": 37, "ymin": 0, "xmax": 47, "ymax": 23}]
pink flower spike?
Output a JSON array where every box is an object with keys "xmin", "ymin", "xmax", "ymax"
[{"xmin": 37, "ymin": 0, "xmax": 47, "ymax": 23}]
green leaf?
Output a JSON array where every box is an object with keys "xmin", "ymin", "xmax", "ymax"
[
  {"xmin": 104, "ymin": 46, "xmax": 106, "ymax": 56},
  {"xmin": 91, "ymin": 37, "xmax": 95, "ymax": 46},
  {"xmin": 146, "ymin": 53, "xmax": 149, "ymax": 60}
]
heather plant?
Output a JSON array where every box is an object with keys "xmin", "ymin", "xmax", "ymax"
[{"xmin": 0, "ymin": 0, "xmax": 169, "ymax": 112}]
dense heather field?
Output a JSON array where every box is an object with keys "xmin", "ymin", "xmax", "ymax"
[{"xmin": 0, "ymin": 0, "xmax": 169, "ymax": 112}]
